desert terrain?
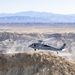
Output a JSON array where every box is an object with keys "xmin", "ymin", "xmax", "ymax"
[
  {"xmin": 0, "ymin": 26, "xmax": 75, "ymax": 59},
  {"xmin": 0, "ymin": 25, "xmax": 75, "ymax": 75}
]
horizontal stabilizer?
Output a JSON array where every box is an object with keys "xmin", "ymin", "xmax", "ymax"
[{"xmin": 59, "ymin": 43, "xmax": 66, "ymax": 50}]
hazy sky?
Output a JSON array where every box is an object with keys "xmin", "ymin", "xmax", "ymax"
[{"xmin": 0, "ymin": 0, "xmax": 75, "ymax": 14}]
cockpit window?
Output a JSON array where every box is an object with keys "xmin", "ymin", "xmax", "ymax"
[{"xmin": 34, "ymin": 44, "xmax": 36, "ymax": 47}]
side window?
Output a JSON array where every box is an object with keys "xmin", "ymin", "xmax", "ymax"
[
  {"xmin": 34, "ymin": 44, "xmax": 39, "ymax": 47},
  {"xmin": 34, "ymin": 44, "xmax": 36, "ymax": 47}
]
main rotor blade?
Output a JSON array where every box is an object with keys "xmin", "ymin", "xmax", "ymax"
[
  {"xmin": 42, "ymin": 37, "xmax": 56, "ymax": 42},
  {"xmin": 38, "ymin": 37, "xmax": 56, "ymax": 44}
]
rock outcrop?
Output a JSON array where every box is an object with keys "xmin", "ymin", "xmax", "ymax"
[{"xmin": 0, "ymin": 52, "xmax": 75, "ymax": 75}]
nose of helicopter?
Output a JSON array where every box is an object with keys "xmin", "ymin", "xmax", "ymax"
[
  {"xmin": 28, "ymin": 45, "xmax": 31, "ymax": 47},
  {"xmin": 28, "ymin": 44, "xmax": 32, "ymax": 47}
]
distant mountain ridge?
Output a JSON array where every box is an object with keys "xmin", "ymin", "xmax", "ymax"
[{"xmin": 0, "ymin": 11, "xmax": 75, "ymax": 23}]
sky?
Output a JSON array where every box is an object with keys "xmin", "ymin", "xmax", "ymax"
[{"xmin": 0, "ymin": 0, "xmax": 75, "ymax": 14}]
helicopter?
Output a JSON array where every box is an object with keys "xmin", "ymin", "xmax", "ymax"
[{"xmin": 28, "ymin": 38, "xmax": 66, "ymax": 54}]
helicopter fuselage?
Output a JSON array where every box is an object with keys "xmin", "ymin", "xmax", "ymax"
[{"xmin": 29, "ymin": 43, "xmax": 66, "ymax": 51}]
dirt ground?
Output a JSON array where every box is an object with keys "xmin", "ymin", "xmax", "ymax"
[{"xmin": 0, "ymin": 26, "xmax": 75, "ymax": 33}]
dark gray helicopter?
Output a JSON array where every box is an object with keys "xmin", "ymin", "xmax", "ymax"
[{"xmin": 28, "ymin": 38, "xmax": 66, "ymax": 54}]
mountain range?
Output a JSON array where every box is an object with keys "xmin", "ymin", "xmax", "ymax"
[{"xmin": 0, "ymin": 11, "xmax": 75, "ymax": 23}]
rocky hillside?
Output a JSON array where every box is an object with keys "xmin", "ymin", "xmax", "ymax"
[
  {"xmin": 0, "ymin": 52, "xmax": 75, "ymax": 75},
  {"xmin": 0, "ymin": 32, "xmax": 75, "ymax": 60}
]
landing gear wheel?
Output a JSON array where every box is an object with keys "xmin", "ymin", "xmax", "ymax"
[{"xmin": 34, "ymin": 49, "xmax": 36, "ymax": 51}]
